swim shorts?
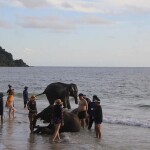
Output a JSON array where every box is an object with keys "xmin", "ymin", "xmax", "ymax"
[{"xmin": 78, "ymin": 111, "xmax": 86, "ymax": 119}]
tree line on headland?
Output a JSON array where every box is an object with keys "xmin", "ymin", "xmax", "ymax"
[{"xmin": 0, "ymin": 46, "xmax": 28, "ymax": 67}]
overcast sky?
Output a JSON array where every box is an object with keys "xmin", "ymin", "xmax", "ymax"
[{"xmin": 0, "ymin": 0, "xmax": 150, "ymax": 67}]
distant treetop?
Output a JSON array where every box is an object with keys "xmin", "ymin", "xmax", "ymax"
[{"xmin": 0, "ymin": 46, "xmax": 29, "ymax": 67}]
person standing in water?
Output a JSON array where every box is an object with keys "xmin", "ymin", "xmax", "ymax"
[
  {"xmin": 87, "ymin": 95, "xmax": 97, "ymax": 130},
  {"xmin": 52, "ymin": 99, "xmax": 64, "ymax": 142},
  {"xmin": 78, "ymin": 93, "xmax": 88, "ymax": 128},
  {"xmin": 94, "ymin": 98, "xmax": 103, "ymax": 139},
  {"xmin": 5, "ymin": 89, "xmax": 16, "ymax": 119},
  {"xmin": 0, "ymin": 92, "xmax": 4, "ymax": 123},
  {"xmin": 23, "ymin": 86, "xmax": 29, "ymax": 108},
  {"xmin": 7, "ymin": 84, "xmax": 15, "ymax": 107},
  {"xmin": 27, "ymin": 95, "xmax": 37, "ymax": 133},
  {"xmin": 7, "ymin": 84, "xmax": 12, "ymax": 95}
]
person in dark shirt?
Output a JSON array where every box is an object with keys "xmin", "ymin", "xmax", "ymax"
[
  {"xmin": 52, "ymin": 99, "xmax": 64, "ymax": 142},
  {"xmin": 7, "ymin": 84, "xmax": 12, "ymax": 95},
  {"xmin": 94, "ymin": 99, "xmax": 103, "ymax": 139},
  {"xmin": 23, "ymin": 86, "xmax": 29, "ymax": 108},
  {"xmin": 87, "ymin": 96, "xmax": 97, "ymax": 130},
  {"xmin": 27, "ymin": 95, "xmax": 37, "ymax": 133},
  {"xmin": 0, "ymin": 92, "xmax": 4, "ymax": 123}
]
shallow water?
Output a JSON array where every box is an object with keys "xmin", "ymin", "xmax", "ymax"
[
  {"xmin": 0, "ymin": 67, "xmax": 150, "ymax": 149},
  {"xmin": 1, "ymin": 115, "xmax": 150, "ymax": 150}
]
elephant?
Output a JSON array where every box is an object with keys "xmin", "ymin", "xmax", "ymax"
[
  {"xmin": 37, "ymin": 82, "xmax": 78, "ymax": 109},
  {"xmin": 33, "ymin": 105, "xmax": 81, "ymax": 134}
]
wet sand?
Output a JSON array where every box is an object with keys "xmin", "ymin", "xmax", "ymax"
[{"xmin": 1, "ymin": 110, "xmax": 150, "ymax": 150}]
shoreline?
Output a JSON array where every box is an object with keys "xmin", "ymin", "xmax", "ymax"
[{"xmin": 1, "ymin": 111, "xmax": 150, "ymax": 150}]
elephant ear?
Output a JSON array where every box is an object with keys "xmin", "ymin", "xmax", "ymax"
[
  {"xmin": 69, "ymin": 84, "xmax": 78, "ymax": 95},
  {"xmin": 69, "ymin": 84, "xmax": 75, "ymax": 93}
]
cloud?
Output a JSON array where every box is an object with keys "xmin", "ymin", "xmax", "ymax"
[
  {"xmin": 24, "ymin": 48, "xmax": 33, "ymax": 55},
  {"xmin": 0, "ymin": 20, "xmax": 12, "ymax": 28},
  {"xmin": 17, "ymin": 15, "xmax": 113, "ymax": 31},
  {"xmin": 18, "ymin": 16, "xmax": 75, "ymax": 31},
  {"xmin": 77, "ymin": 16, "xmax": 113, "ymax": 25},
  {"xmin": 1, "ymin": 0, "xmax": 150, "ymax": 14}
]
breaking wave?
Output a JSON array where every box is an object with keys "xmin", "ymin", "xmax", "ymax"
[{"xmin": 104, "ymin": 117, "xmax": 150, "ymax": 128}]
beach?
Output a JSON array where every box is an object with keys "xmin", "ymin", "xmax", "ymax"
[
  {"xmin": 1, "ymin": 112, "xmax": 150, "ymax": 150},
  {"xmin": 0, "ymin": 67, "xmax": 150, "ymax": 150}
]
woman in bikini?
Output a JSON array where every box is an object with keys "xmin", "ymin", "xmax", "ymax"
[{"xmin": 6, "ymin": 89, "xmax": 16, "ymax": 119}]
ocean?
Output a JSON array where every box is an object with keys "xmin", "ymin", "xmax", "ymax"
[{"xmin": 0, "ymin": 67, "xmax": 150, "ymax": 150}]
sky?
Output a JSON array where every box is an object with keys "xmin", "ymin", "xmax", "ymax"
[{"xmin": 0, "ymin": 0, "xmax": 150, "ymax": 67}]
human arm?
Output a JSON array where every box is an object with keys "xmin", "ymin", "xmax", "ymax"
[{"xmin": 61, "ymin": 107, "xmax": 64, "ymax": 126}]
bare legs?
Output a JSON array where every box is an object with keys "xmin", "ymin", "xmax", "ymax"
[
  {"xmin": 52, "ymin": 123, "xmax": 61, "ymax": 142},
  {"xmin": 0, "ymin": 115, "xmax": 3, "ymax": 124},
  {"xmin": 28, "ymin": 114, "xmax": 36, "ymax": 133},
  {"xmin": 80, "ymin": 119, "xmax": 86, "ymax": 128},
  {"xmin": 95, "ymin": 124, "xmax": 101, "ymax": 139},
  {"xmin": 9, "ymin": 106, "xmax": 16, "ymax": 119}
]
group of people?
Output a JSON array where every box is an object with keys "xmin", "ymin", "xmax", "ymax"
[
  {"xmin": 0, "ymin": 85, "xmax": 102, "ymax": 142},
  {"xmin": 78, "ymin": 93, "xmax": 103, "ymax": 139},
  {"xmin": 27, "ymin": 95, "xmax": 64, "ymax": 142},
  {"xmin": 0, "ymin": 84, "xmax": 64, "ymax": 142}
]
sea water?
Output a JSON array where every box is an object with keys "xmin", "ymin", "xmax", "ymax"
[{"xmin": 0, "ymin": 67, "xmax": 150, "ymax": 150}]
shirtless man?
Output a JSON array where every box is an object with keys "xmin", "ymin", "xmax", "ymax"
[{"xmin": 78, "ymin": 93, "xmax": 88, "ymax": 128}]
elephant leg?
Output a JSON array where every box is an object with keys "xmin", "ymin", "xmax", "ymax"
[
  {"xmin": 62, "ymin": 98, "xmax": 67, "ymax": 108},
  {"xmin": 66, "ymin": 98, "xmax": 71, "ymax": 109}
]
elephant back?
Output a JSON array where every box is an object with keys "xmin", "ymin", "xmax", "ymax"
[
  {"xmin": 60, "ymin": 111, "xmax": 80, "ymax": 132},
  {"xmin": 44, "ymin": 82, "xmax": 68, "ymax": 97}
]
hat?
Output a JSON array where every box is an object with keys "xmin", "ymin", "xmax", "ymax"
[
  {"xmin": 30, "ymin": 95, "xmax": 37, "ymax": 100},
  {"xmin": 55, "ymin": 99, "xmax": 63, "ymax": 105},
  {"xmin": 24, "ymin": 86, "xmax": 28, "ymax": 89},
  {"xmin": 78, "ymin": 93, "xmax": 86, "ymax": 97}
]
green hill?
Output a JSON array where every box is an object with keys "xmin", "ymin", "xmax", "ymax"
[{"xmin": 0, "ymin": 46, "xmax": 29, "ymax": 67}]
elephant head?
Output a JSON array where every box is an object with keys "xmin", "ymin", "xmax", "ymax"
[{"xmin": 68, "ymin": 83, "xmax": 78, "ymax": 104}]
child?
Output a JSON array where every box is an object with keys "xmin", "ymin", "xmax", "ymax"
[{"xmin": 52, "ymin": 99, "xmax": 64, "ymax": 142}]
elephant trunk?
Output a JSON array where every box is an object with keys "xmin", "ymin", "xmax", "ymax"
[{"xmin": 74, "ymin": 96, "xmax": 78, "ymax": 104}]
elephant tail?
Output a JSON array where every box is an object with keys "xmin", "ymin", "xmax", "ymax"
[{"xmin": 36, "ymin": 92, "xmax": 45, "ymax": 97}]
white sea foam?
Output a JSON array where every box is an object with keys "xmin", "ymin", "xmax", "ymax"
[{"xmin": 104, "ymin": 117, "xmax": 150, "ymax": 128}]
